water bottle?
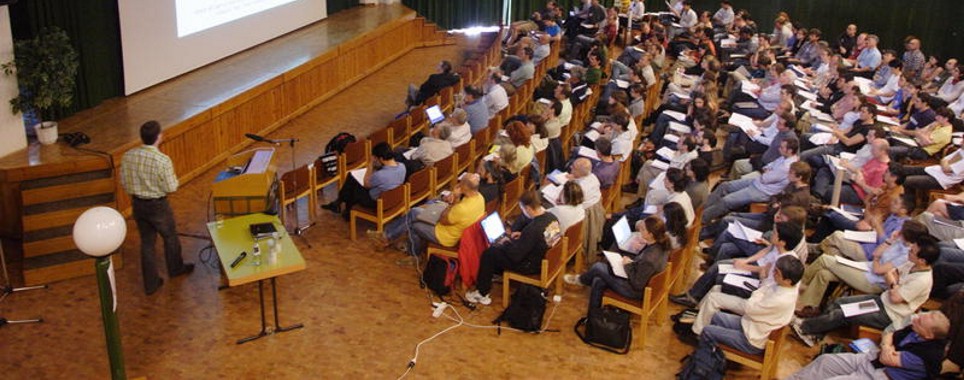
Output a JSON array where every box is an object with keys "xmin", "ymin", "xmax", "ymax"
[{"xmin": 252, "ymin": 242, "xmax": 262, "ymax": 266}]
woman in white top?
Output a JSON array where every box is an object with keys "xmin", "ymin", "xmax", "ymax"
[
  {"xmin": 549, "ymin": 181, "xmax": 587, "ymax": 233},
  {"xmin": 645, "ymin": 168, "xmax": 695, "ymax": 227},
  {"xmin": 441, "ymin": 108, "xmax": 472, "ymax": 148}
]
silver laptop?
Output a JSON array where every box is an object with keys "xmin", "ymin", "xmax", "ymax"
[
  {"xmin": 613, "ymin": 216, "xmax": 634, "ymax": 252},
  {"xmin": 425, "ymin": 105, "xmax": 445, "ymax": 125},
  {"xmin": 415, "ymin": 202, "xmax": 448, "ymax": 225},
  {"xmin": 481, "ymin": 212, "xmax": 508, "ymax": 244}
]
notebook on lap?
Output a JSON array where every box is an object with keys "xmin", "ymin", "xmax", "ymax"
[{"xmin": 481, "ymin": 212, "xmax": 508, "ymax": 244}]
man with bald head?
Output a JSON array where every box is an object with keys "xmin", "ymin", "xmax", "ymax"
[
  {"xmin": 570, "ymin": 157, "xmax": 601, "ymax": 209},
  {"xmin": 835, "ymin": 24, "xmax": 858, "ymax": 57},
  {"xmin": 372, "ymin": 173, "xmax": 485, "ymax": 262}
]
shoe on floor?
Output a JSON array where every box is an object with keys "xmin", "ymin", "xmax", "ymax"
[
  {"xmin": 563, "ymin": 273, "xmax": 583, "ymax": 286},
  {"xmin": 170, "ymin": 263, "xmax": 194, "ymax": 278},
  {"xmin": 145, "ymin": 278, "xmax": 164, "ymax": 296},
  {"xmin": 321, "ymin": 202, "xmax": 341, "ymax": 214},
  {"xmin": 675, "ymin": 326, "xmax": 700, "ymax": 346},
  {"xmin": 669, "ymin": 293, "xmax": 698, "ymax": 309},
  {"xmin": 465, "ymin": 290, "xmax": 492, "ymax": 305},
  {"xmin": 791, "ymin": 317, "xmax": 818, "ymax": 347}
]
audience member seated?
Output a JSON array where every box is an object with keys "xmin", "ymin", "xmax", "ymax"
[
  {"xmin": 636, "ymin": 135, "xmax": 698, "ymax": 201},
  {"xmin": 409, "ymin": 125, "xmax": 454, "ymax": 167},
  {"xmin": 684, "ymin": 158, "xmax": 711, "ymax": 210},
  {"xmin": 548, "ymin": 181, "xmax": 587, "ymax": 232},
  {"xmin": 590, "ymin": 137, "xmax": 620, "ymax": 189},
  {"xmin": 407, "ymin": 60, "xmax": 459, "ymax": 107},
  {"xmin": 483, "ymin": 73, "xmax": 509, "ymax": 120},
  {"xmin": 917, "ymin": 191, "xmax": 964, "ymax": 241},
  {"xmin": 695, "ymin": 256, "xmax": 804, "ymax": 356},
  {"xmin": 568, "ymin": 158, "xmax": 602, "ymax": 209},
  {"xmin": 462, "ymin": 86, "xmax": 490, "ymax": 134},
  {"xmin": 440, "ymin": 109, "xmax": 471, "ymax": 148},
  {"xmin": 322, "ymin": 142, "xmax": 406, "ymax": 220},
  {"xmin": 788, "ymin": 310, "xmax": 949, "ymax": 380},
  {"xmin": 477, "ymin": 160, "xmax": 508, "ymax": 204},
  {"xmin": 809, "ymin": 163, "xmax": 905, "ymax": 243},
  {"xmin": 792, "ymin": 234, "xmax": 939, "ymax": 347},
  {"xmin": 564, "ymin": 215, "xmax": 671, "ymax": 309},
  {"xmin": 814, "ymin": 139, "xmax": 891, "ymax": 205},
  {"xmin": 889, "ymin": 106, "xmax": 954, "ymax": 162},
  {"xmin": 498, "ymin": 121, "xmax": 535, "ymax": 176},
  {"xmin": 701, "ymin": 138, "xmax": 800, "ymax": 224},
  {"xmin": 465, "ymin": 190, "xmax": 562, "ymax": 305},
  {"xmin": 797, "ymin": 218, "xmax": 926, "ymax": 319},
  {"xmin": 900, "ymin": 139, "xmax": 964, "ymax": 194}
]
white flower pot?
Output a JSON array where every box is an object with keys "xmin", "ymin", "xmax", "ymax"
[{"xmin": 34, "ymin": 121, "xmax": 58, "ymax": 145}]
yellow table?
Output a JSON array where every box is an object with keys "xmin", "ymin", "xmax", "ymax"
[{"xmin": 207, "ymin": 213, "xmax": 306, "ymax": 344}]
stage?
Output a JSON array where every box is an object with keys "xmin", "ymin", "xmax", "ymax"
[{"xmin": 0, "ymin": 3, "xmax": 455, "ymax": 285}]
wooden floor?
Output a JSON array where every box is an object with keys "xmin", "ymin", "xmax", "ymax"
[{"xmin": 0, "ymin": 39, "xmax": 823, "ymax": 380}]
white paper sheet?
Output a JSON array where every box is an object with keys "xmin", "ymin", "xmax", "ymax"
[
  {"xmin": 841, "ymin": 299, "xmax": 880, "ymax": 318},
  {"xmin": 835, "ymin": 256, "xmax": 870, "ymax": 272},
  {"xmin": 603, "ymin": 251, "xmax": 628, "ymax": 279},
  {"xmin": 722, "ymin": 274, "xmax": 760, "ymax": 291},
  {"xmin": 843, "ymin": 230, "xmax": 877, "ymax": 243}
]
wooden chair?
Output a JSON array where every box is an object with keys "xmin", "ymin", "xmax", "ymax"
[
  {"xmin": 502, "ymin": 237, "xmax": 568, "ymax": 307},
  {"xmin": 601, "ymin": 263, "xmax": 673, "ymax": 349},
  {"xmin": 339, "ymin": 140, "xmax": 370, "ymax": 189},
  {"xmin": 534, "ymin": 148, "xmax": 547, "ymax": 178},
  {"xmin": 500, "ymin": 175, "xmax": 525, "ymax": 219},
  {"xmin": 408, "ymin": 166, "xmax": 435, "ymax": 206},
  {"xmin": 349, "ymin": 184, "xmax": 410, "ymax": 241},
  {"xmin": 279, "ymin": 164, "xmax": 314, "ymax": 228},
  {"xmin": 440, "ymin": 86, "xmax": 455, "ymax": 112},
  {"xmin": 564, "ymin": 220, "xmax": 586, "ymax": 272},
  {"xmin": 433, "ymin": 153, "xmax": 458, "ymax": 194},
  {"xmin": 311, "ymin": 157, "xmax": 340, "ymax": 210},
  {"xmin": 676, "ymin": 208, "xmax": 703, "ymax": 294},
  {"xmin": 388, "ymin": 117, "xmax": 411, "ymax": 148},
  {"xmin": 719, "ymin": 326, "xmax": 789, "ymax": 380},
  {"xmin": 409, "ymin": 105, "xmax": 428, "ymax": 135},
  {"xmin": 369, "ymin": 125, "xmax": 392, "ymax": 148},
  {"xmin": 454, "ymin": 140, "xmax": 475, "ymax": 174}
]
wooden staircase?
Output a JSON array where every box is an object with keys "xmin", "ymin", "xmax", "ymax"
[{"xmin": 0, "ymin": 151, "xmax": 121, "ymax": 286}]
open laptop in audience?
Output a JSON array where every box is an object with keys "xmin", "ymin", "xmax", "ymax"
[
  {"xmin": 612, "ymin": 216, "xmax": 636, "ymax": 253},
  {"xmin": 481, "ymin": 211, "xmax": 509, "ymax": 245},
  {"xmin": 425, "ymin": 105, "xmax": 445, "ymax": 125}
]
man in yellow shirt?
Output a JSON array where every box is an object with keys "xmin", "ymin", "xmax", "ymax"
[
  {"xmin": 371, "ymin": 173, "xmax": 485, "ymax": 265},
  {"xmin": 120, "ymin": 121, "xmax": 194, "ymax": 295},
  {"xmin": 890, "ymin": 106, "xmax": 954, "ymax": 161}
]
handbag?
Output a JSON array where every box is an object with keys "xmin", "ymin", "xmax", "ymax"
[{"xmin": 574, "ymin": 306, "xmax": 632, "ymax": 354}]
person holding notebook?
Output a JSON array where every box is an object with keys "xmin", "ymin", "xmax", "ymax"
[
  {"xmin": 369, "ymin": 174, "xmax": 484, "ymax": 266},
  {"xmin": 465, "ymin": 190, "xmax": 562, "ymax": 305},
  {"xmin": 793, "ymin": 234, "xmax": 938, "ymax": 347},
  {"xmin": 563, "ymin": 216, "xmax": 670, "ymax": 310}
]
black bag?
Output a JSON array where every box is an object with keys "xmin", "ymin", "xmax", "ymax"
[
  {"xmin": 677, "ymin": 341, "xmax": 727, "ymax": 380},
  {"xmin": 493, "ymin": 284, "xmax": 546, "ymax": 333},
  {"xmin": 325, "ymin": 132, "xmax": 356, "ymax": 154},
  {"xmin": 421, "ymin": 256, "xmax": 453, "ymax": 296},
  {"xmin": 574, "ymin": 306, "xmax": 633, "ymax": 354}
]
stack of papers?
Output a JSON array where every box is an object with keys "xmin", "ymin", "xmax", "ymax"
[
  {"xmin": 951, "ymin": 159, "xmax": 964, "ymax": 175},
  {"xmin": 603, "ymin": 251, "xmax": 628, "ymax": 278},
  {"xmin": 835, "ymin": 256, "xmax": 870, "ymax": 272},
  {"xmin": 890, "ymin": 135, "xmax": 918, "ymax": 147},
  {"xmin": 651, "ymin": 160, "xmax": 670, "ymax": 170},
  {"xmin": 718, "ymin": 263, "xmax": 752, "ymax": 276},
  {"xmin": 614, "ymin": 79, "xmax": 630, "ymax": 89},
  {"xmin": 841, "ymin": 299, "xmax": 880, "ymax": 317},
  {"xmin": 876, "ymin": 115, "xmax": 901, "ymax": 126},
  {"xmin": 402, "ymin": 148, "xmax": 417, "ymax": 160},
  {"xmin": 722, "ymin": 274, "xmax": 759, "ymax": 291},
  {"xmin": 853, "ymin": 77, "xmax": 873, "ymax": 94},
  {"xmin": 809, "ymin": 132, "xmax": 835, "ymax": 145},
  {"xmin": 812, "ymin": 124, "xmax": 834, "ymax": 133},
  {"xmin": 350, "ymin": 168, "xmax": 367, "ymax": 184},
  {"xmin": 656, "ymin": 146, "xmax": 677, "ymax": 161},
  {"xmin": 547, "ymin": 169, "xmax": 569, "ymax": 185},
  {"xmin": 584, "ymin": 130, "xmax": 601, "ymax": 142},
  {"xmin": 829, "ymin": 206, "xmax": 861, "ymax": 221},
  {"xmin": 541, "ymin": 183, "xmax": 563, "ymax": 205},
  {"xmin": 728, "ymin": 113, "xmax": 759, "ymax": 135},
  {"xmin": 842, "ymin": 230, "xmax": 877, "ymax": 243},
  {"xmin": 663, "ymin": 110, "xmax": 687, "ymax": 121},
  {"xmin": 668, "ymin": 121, "xmax": 692, "ymax": 134},
  {"xmin": 726, "ymin": 221, "xmax": 764, "ymax": 242},
  {"xmin": 577, "ymin": 146, "xmax": 599, "ymax": 160}
]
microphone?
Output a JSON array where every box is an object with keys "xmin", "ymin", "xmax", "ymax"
[{"xmin": 245, "ymin": 133, "xmax": 267, "ymax": 142}]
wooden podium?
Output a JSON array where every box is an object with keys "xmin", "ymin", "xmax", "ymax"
[{"xmin": 212, "ymin": 148, "xmax": 278, "ymax": 216}]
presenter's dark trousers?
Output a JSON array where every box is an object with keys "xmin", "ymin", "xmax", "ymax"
[{"xmin": 132, "ymin": 196, "xmax": 186, "ymax": 293}]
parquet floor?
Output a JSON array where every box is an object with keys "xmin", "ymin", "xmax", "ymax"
[{"xmin": 0, "ymin": 43, "xmax": 822, "ymax": 380}]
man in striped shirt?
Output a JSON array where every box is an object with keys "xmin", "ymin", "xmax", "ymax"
[{"xmin": 121, "ymin": 121, "xmax": 193, "ymax": 295}]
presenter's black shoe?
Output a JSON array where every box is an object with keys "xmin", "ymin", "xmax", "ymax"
[
  {"xmin": 171, "ymin": 263, "xmax": 195, "ymax": 278},
  {"xmin": 146, "ymin": 278, "xmax": 164, "ymax": 296}
]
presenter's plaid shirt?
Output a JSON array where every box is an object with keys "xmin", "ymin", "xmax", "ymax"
[{"xmin": 120, "ymin": 145, "xmax": 178, "ymax": 199}]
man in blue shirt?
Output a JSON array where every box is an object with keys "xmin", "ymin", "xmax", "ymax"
[
  {"xmin": 322, "ymin": 142, "xmax": 406, "ymax": 220},
  {"xmin": 788, "ymin": 310, "xmax": 950, "ymax": 380},
  {"xmin": 462, "ymin": 86, "xmax": 490, "ymax": 134},
  {"xmin": 702, "ymin": 139, "xmax": 800, "ymax": 224},
  {"xmin": 850, "ymin": 34, "xmax": 882, "ymax": 78}
]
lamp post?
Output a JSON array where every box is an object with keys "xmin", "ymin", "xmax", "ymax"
[{"xmin": 73, "ymin": 206, "xmax": 128, "ymax": 380}]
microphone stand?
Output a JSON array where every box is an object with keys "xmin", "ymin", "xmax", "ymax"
[
  {"xmin": 0, "ymin": 241, "xmax": 46, "ymax": 328},
  {"xmin": 275, "ymin": 138, "xmax": 316, "ymax": 242}
]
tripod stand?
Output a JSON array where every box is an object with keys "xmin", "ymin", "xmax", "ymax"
[
  {"xmin": 0, "ymin": 241, "xmax": 46, "ymax": 327},
  {"xmin": 244, "ymin": 134, "xmax": 314, "ymax": 248}
]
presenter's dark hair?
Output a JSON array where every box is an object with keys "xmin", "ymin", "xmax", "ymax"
[{"xmin": 140, "ymin": 120, "xmax": 162, "ymax": 145}]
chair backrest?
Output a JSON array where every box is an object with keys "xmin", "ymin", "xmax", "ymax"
[
  {"xmin": 534, "ymin": 148, "xmax": 547, "ymax": 175},
  {"xmin": 388, "ymin": 117, "xmax": 410, "ymax": 147},
  {"xmin": 369, "ymin": 126, "xmax": 391, "ymax": 148},
  {"xmin": 408, "ymin": 167, "xmax": 434, "ymax": 204},
  {"xmin": 410, "ymin": 105, "xmax": 427, "ymax": 129},
  {"xmin": 565, "ymin": 220, "xmax": 585, "ymax": 256},
  {"xmin": 342, "ymin": 140, "xmax": 369, "ymax": 168},
  {"xmin": 501, "ymin": 175, "xmax": 525, "ymax": 216},
  {"xmin": 378, "ymin": 184, "xmax": 409, "ymax": 215},
  {"xmin": 434, "ymin": 153, "xmax": 457, "ymax": 189},
  {"xmin": 455, "ymin": 140, "xmax": 474, "ymax": 171},
  {"xmin": 440, "ymin": 86, "xmax": 454, "ymax": 109},
  {"xmin": 281, "ymin": 164, "xmax": 312, "ymax": 199},
  {"xmin": 543, "ymin": 236, "xmax": 568, "ymax": 281},
  {"xmin": 668, "ymin": 248, "xmax": 685, "ymax": 272},
  {"xmin": 646, "ymin": 264, "xmax": 672, "ymax": 310}
]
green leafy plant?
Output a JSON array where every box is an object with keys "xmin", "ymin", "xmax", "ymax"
[{"xmin": 1, "ymin": 26, "xmax": 79, "ymax": 123}]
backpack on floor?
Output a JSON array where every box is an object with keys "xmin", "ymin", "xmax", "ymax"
[
  {"xmin": 421, "ymin": 256, "xmax": 456, "ymax": 296},
  {"xmin": 574, "ymin": 306, "xmax": 633, "ymax": 354},
  {"xmin": 325, "ymin": 132, "xmax": 356, "ymax": 154},
  {"xmin": 677, "ymin": 340, "xmax": 727, "ymax": 380},
  {"xmin": 493, "ymin": 284, "xmax": 546, "ymax": 333}
]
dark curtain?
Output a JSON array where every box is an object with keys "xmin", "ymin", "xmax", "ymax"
[
  {"xmin": 8, "ymin": 0, "xmax": 123, "ymax": 120},
  {"xmin": 327, "ymin": 0, "xmax": 358, "ymax": 15},
  {"xmin": 510, "ymin": 0, "xmax": 616, "ymax": 23},
  {"xmin": 402, "ymin": 0, "xmax": 505, "ymax": 30},
  {"xmin": 676, "ymin": 0, "xmax": 964, "ymax": 63}
]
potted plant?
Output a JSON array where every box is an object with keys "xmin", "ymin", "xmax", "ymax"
[{"xmin": 1, "ymin": 26, "xmax": 79, "ymax": 145}]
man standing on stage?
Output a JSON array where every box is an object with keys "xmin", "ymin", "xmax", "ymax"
[{"xmin": 121, "ymin": 121, "xmax": 194, "ymax": 295}]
